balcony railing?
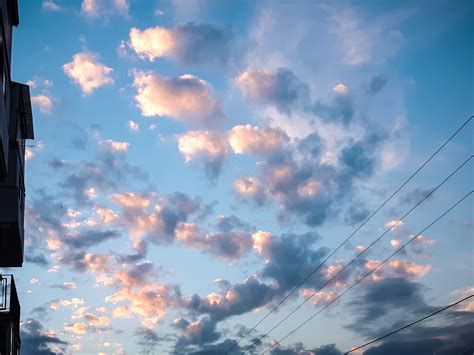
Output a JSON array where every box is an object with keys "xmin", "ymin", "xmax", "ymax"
[{"xmin": 0, "ymin": 274, "xmax": 20, "ymax": 327}]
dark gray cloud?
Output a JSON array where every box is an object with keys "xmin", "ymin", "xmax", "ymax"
[
  {"xmin": 239, "ymin": 131, "xmax": 383, "ymax": 227},
  {"xmin": 347, "ymin": 277, "xmax": 434, "ymax": 337},
  {"xmin": 313, "ymin": 94, "xmax": 354, "ymax": 125},
  {"xmin": 20, "ymin": 319, "xmax": 68, "ymax": 355},
  {"xmin": 185, "ymin": 232, "xmax": 328, "ymax": 321},
  {"xmin": 362, "ymin": 311, "xmax": 474, "ymax": 355},
  {"xmin": 134, "ymin": 327, "xmax": 166, "ymax": 354},
  {"xmin": 178, "ymin": 338, "xmax": 245, "ymax": 354},
  {"xmin": 237, "ymin": 68, "xmax": 310, "ymax": 113},
  {"xmin": 25, "ymin": 253, "xmax": 49, "ymax": 267},
  {"xmin": 174, "ymin": 22, "xmax": 233, "ymax": 67},
  {"xmin": 368, "ymin": 74, "xmax": 388, "ymax": 95},
  {"xmin": 345, "ymin": 204, "xmax": 370, "ymax": 225},
  {"xmin": 175, "ymin": 317, "xmax": 221, "ymax": 346},
  {"xmin": 62, "ymin": 229, "xmax": 120, "ymax": 249},
  {"xmin": 270, "ymin": 343, "xmax": 342, "ymax": 355},
  {"xmin": 399, "ymin": 188, "xmax": 433, "ymax": 205},
  {"xmin": 59, "ymin": 145, "xmax": 148, "ymax": 206},
  {"xmin": 261, "ymin": 232, "xmax": 328, "ymax": 291},
  {"xmin": 47, "ymin": 159, "xmax": 67, "ymax": 169},
  {"xmin": 215, "ymin": 215, "xmax": 254, "ymax": 233},
  {"xmin": 186, "ymin": 276, "xmax": 277, "ymax": 321}
]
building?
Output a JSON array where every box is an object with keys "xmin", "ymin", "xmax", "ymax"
[
  {"xmin": 0, "ymin": 0, "xmax": 35, "ymax": 353},
  {"xmin": 0, "ymin": 275, "xmax": 20, "ymax": 355}
]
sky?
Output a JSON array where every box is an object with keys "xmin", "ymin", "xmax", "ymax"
[{"xmin": 2, "ymin": 0, "xmax": 473, "ymax": 354}]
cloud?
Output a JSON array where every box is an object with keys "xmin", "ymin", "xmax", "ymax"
[
  {"xmin": 312, "ymin": 94, "xmax": 355, "ymax": 125},
  {"xmin": 81, "ymin": 0, "xmax": 129, "ymax": 19},
  {"xmin": 368, "ymin": 74, "xmax": 388, "ymax": 94},
  {"xmin": 128, "ymin": 120, "xmax": 139, "ymax": 132},
  {"xmin": 110, "ymin": 191, "xmax": 203, "ymax": 253},
  {"xmin": 51, "ymin": 282, "xmax": 77, "ymax": 290},
  {"xmin": 386, "ymin": 260, "xmax": 431, "ymax": 278},
  {"xmin": 233, "ymin": 176, "xmax": 266, "ymax": 204},
  {"xmin": 134, "ymin": 327, "xmax": 166, "ymax": 353},
  {"xmin": 186, "ymin": 275, "xmax": 278, "ymax": 321},
  {"xmin": 128, "ymin": 22, "xmax": 232, "ymax": 66},
  {"xmin": 185, "ymin": 232, "xmax": 329, "ymax": 321},
  {"xmin": 347, "ymin": 277, "xmax": 433, "ymax": 337},
  {"xmin": 21, "ymin": 319, "xmax": 68, "ymax": 355},
  {"xmin": 31, "ymin": 95, "xmax": 53, "ymax": 114},
  {"xmin": 361, "ymin": 310, "xmax": 474, "ymax": 355},
  {"xmin": 57, "ymin": 140, "xmax": 147, "ymax": 206},
  {"xmin": 177, "ymin": 125, "xmax": 289, "ymax": 180},
  {"xmin": 333, "ymin": 83, "xmax": 349, "ymax": 94},
  {"xmin": 132, "ymin": 70, "xmax": 223, "ymax": 125},
  {"xmin": 42, "ymin": 0, "xmax": 62, "ymax": 11},
  {"xmin": 25, "ymin": 253, "xmax": 49, "ymax": 267},
  {"xmin": 104, "ymin": 262, "xmax": 182, "ymax": 327},
  {"xmin": 176, "ymin": 222, "xmax": 253, "ymax": 262},
  {"xmin": 63, "ymin": 51, "xmax": 114, "ymax": 95},
  {"xmin": 98, "ymin": 139, "xmax": 130, "ymax": 152},
  {"xmin": 174, "ymin": 317, "xmax": 221, "ymax": 346},
  {"xmin": 235, "ymin": 68, "xmax": 309, "ymax": 112},
  {"xmin": 62, "ymin": 229, "xmax": 121, "ymax": 249},
  {"xmin": 270, "ymin": 343, "xmax": 342, "ymax": 355},
  {"xmin": 326, "ymin": 7, "xmax": 405, "ymax": 65},
  {"xmin": 178, "ymin": 130, "xmax": 227, "ymax": 180},
  {"xmin": 228, "ymin": 125, "xmax": 288, "ymax": 155}
]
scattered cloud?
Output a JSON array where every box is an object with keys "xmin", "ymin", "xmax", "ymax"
[
  {"xmin": 31, "ymin": 94, "xmax": 53, "ymax": 114},
  {"xmin": 132, "ymin": 70, "xmax": 223, "ymax": 125},
  {"xmin": 235, "ymin": 68, "xmax": 309, "ymax": 112},
  {"xmin": 128, "ymin": 23, "xmax": 232, "ymax": 66},
  {"xmin": 63, "ymin": 51, "xmax": 114, "ymax": 95},
  {"xmin": 81, "ymin": 0, "xmax": 129, "ymax": 19},
  {"xmin": 42, "ymin": 0, "xmax": 62, "ymax": 11}
]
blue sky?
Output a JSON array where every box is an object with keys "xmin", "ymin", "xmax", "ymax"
[{"xmin": 2, "ymin": 0, "xmax": 473, "ymax": 354}]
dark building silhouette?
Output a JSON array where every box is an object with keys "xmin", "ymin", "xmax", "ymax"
[{"xmin": 0, "ymin": 0, "xmax": 34, "ymax": 354}]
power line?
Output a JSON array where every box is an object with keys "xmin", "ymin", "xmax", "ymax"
[
  {"xmin": 245, "ymin": 155, "xmax": 472, "ymax": 352},
  {"xmin": 262, "ymin": 190, "xmax": 473, "ymax": 354},
  {"xmin": 225, "ymin": 115, "xmax": 473, "ymax": 354},
  {"xmin": 344, "ymin": 294, "xmax": 474, "ymax": 354}
]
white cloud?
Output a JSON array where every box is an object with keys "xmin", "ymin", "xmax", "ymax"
[
  {"xmin": 178, "ymin": 131, "xmax": 227, "ymax": 162},
  {"xmin": 128, "ymin": 120, "xmax": 139, "ymax": 132},
  {"xmin": 333, "ymin": 83, "xmax": 348, "ymax": 94},
  {"xmin": 99, "ymin": 139, "xmax": 129, "ymax": 152},
  {"xmin": 81, "ymin": 0, "xmax": 129, "ymax": 19},
  {"xmin": 63, "ymin": 51, "xmax": 114, "ymax": 95},
  {"xmin": 31, "ymin": 95, "xmax": 53, "ymax": 114},
  {"xmin": 228, "ymin": 124, "xmax": 288, "ymax": 155},
  {"xmin": 132, "ymin": 70, "xmax": 222, "ymax": 125},
  {"xmin": 129, "ymin": 27, "xmax": 176, "ymax": 62},
  {"xmin": 42, "ymin": 0, "xmax": 62, "ymax": 11}
]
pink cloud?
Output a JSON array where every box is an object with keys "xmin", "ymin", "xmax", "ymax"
[
  {"xmin": 132, "ymin": 71, "xmax": 223, "ymax": 125},
  {"xmin": 63, "ymin": 52, "xmax": 114, "ymax": 95}
]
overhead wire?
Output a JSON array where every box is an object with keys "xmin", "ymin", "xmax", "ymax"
[
  {"xmin": 225, "ymin": 116, "xmax": 473, "ymax": 354},
  {"xmin": 344, "ymin": 294, "xmax": 474, "ymax": 354},
  {"xmin": 261, "ymin": 189, "xmax": 473, "ymax": 354},
  {"xmin": 244, "ymin": 155, "xmax": 473, "ymax": 352}
]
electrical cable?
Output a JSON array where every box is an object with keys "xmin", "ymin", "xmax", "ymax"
[
  {"xmin": 344, "ymin": 294, "xmax": 474, "ymax": 354},
  {"xmin": 261, "ymin": 190, "xmax": 473, "ymax": 354},
  {"xmin": 225, "ymin": 115, "xmax": 473, "ymax": 354},
  {"xmin": 246, "ymin": 155, "xmax": 472, "ymax": 352}
]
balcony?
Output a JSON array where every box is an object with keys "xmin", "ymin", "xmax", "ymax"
[
  {"xmin": 0, "ymin": 82, "xmax": 33, "ymax": 267},
  {"xmin": 0, "ymin": 274, "xmax": 21, "ymax": 355}
]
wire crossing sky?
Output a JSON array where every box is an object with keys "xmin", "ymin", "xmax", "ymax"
[
  {"xmin": 344, "ymin": 294, "xmax": 474, "ymax": 354},
  {"xmin": 3, "ymin": 1, "xmax": 473, "ymax": 354},
  {"xmin": 231, "ymin": 116, "xmax": 473, "ymax": 354},
  {"xmin": 262, "ymin": 190, "xmax": 473, "ymax": 354},
  {"xmin": 244, "ymin": 154, "xmax": 473, "ymax": 353}
]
